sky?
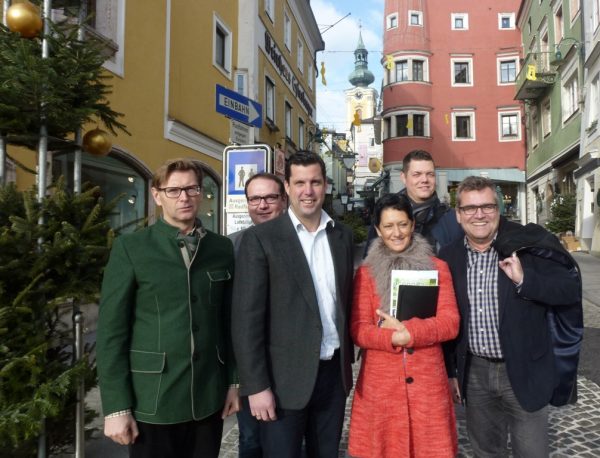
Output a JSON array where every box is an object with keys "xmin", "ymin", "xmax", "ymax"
[{"xmin": 312, "ymin": 0, "xmax": 385, "ymax": 133}]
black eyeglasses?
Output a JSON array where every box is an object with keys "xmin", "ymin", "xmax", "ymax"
[
  {"xmin": 158, "ymin": 186, "xmax": 202, "ymax": 198},
  {"xmin": 458, "ymin": 204, "xmax": 498, "ymax": 215},
  {"xmin": 247, "ymin": 194, "xmax": 280, "ymax": 206}
]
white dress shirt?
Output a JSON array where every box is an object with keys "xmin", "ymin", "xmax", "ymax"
[{"xmin": 288, "ymin": 208, "xmax": 340, "ymax": 359}]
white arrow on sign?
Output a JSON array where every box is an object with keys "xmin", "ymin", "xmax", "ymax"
[{"xmin": 219, "ymin": 94, "xmax": 260, "ymax": 124}]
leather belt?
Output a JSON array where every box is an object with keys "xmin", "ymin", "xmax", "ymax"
[{"xmin": 469, "ymin": 352, "xmax": 505, "ymax": 363}]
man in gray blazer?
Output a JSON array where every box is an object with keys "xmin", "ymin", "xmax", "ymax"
[{"xmin": 232, "ymin": 151, "xmax": 354, "ymax": 457}]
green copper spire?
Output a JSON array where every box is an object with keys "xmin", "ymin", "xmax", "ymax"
[{"xmin": 348, "ymin": 31, "xmax": 375, "ymax": 88}]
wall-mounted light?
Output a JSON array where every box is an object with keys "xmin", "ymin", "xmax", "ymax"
[
  {"xmin": 128, "ymin": 195, "xmax": 137, "ymax": 205},
  {"xmin": 127, "ymin": 176, "xmax": 135, "ymax": 183},
  {"xmin": 552, "ymin": 37, "xmax": 584, "ymax": 65}
]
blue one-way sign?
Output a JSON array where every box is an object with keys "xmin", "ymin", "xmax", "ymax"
[{"xmin": 216, "ymin": 84, "xmax": 263, "ymax": 128}]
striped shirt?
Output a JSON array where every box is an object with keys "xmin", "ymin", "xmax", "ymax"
[{"xmin": 465, "ymin": 239, "xmax": 503, "ymax": 359}]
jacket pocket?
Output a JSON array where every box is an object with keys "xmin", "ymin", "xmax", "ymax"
[
  {"xmin": 129, "ymin": 350, "xmax": 166, "ymax": 415},
  {"xmin": 207, "ymin": 269, "xmax": 231, "ymax": 307}
]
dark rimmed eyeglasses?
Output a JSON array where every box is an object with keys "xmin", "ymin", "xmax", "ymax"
[
  {"xmin": 458, "ymin": 204, "xmax": 498, "ymax": 215},
  {"xmin": 157, "ymin": 186, "xmax": 202, "ymax": 199},
  {"xmin": 247, "ymin": 194, "xmax": 280, "ymax": 206}
]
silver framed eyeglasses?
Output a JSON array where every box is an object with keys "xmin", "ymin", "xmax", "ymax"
[
  {"xmin": 247, "ymin": 194, "xmax": 280, "ymax": 206},
  {"xmin": 158, "ymin": 186, "xmax": 202, "ymax": 198},
  {"xmin": 458, "ymin": 204, "xmax": 498, "ymax": 215}
]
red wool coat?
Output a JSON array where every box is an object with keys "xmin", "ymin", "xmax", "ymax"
[{"xmin": 348, "ymin": 258, "xmax": 459, "ymax": 458}]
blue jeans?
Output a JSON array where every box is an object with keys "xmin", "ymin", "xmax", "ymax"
[
  {"xmin": 465, "ymin": 354, "xmax": 549, "ymax": 458},
  {"xmin": 237, "ymin": 396, "xmax": 262, "ymax": 458}
]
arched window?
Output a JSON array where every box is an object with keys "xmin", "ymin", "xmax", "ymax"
[
  {"xmin": 52, "ymin": 153, "xmax": 223, "ymax": 234},
  {"xmin": 53, "ymin": 151, "xmax": 150, "ymax": 233}
]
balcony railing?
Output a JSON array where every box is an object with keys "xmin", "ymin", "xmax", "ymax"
[{"xmin": 514, "ymin": 52, "xmax": 556, "ymax": 101}]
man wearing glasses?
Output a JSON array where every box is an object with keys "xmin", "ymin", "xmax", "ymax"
[
  {"xmin": 97, "ymin": 158, "xmax": 239, "ymax": 458},
  {"xmin": 229, "ymin": 173, "xmax": 286, "ymax": 253},
  {"xmin": 439, "ymin": 176, "xmax": 581, "ymax": 457},
  {"xmin": 228, "ymin": 172, "xmax": 286, "ymax": 458}
]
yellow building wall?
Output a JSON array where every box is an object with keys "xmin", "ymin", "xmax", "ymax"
[{"xmin": 8, "ymin": 0, "xmax": 237, "ymax": 189}]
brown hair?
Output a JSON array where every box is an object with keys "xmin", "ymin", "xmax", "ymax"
[
  {"xmin": 152, "ymin": 158, "xmax": 204, "ymax": 188},
  {"xmin": 402, "ymin": 150, "xmax": 434, "ymax": 173}
]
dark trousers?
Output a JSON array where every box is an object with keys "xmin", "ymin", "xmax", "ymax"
[
  {"xmin": 465, "ymin": 354, "xmax": 549, "ymax": 458},
  {"xmin": 129, "ymin": 411, "xmax": 223, "ymax": 458},
  {"xmin": 237, "ymin": 396, "xmax": 263, "ymax": 458},
  {"xmin": 260, "ymin": 352, "xmax": 346, "ymax": 458}
]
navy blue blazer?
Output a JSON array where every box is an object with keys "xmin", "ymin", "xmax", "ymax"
[{"xmin": 439, "ymin": 218, "xmax": 581, "ymax": 412}]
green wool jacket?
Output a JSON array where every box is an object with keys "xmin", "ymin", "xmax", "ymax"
[{"xmin": 96, "ymin": 219, "xmax": 235, "ymax": 424}]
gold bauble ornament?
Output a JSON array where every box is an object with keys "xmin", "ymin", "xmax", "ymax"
[
  {"xmin": 6, "ymin": 2, "xmax": 43, "ymax": 38},
  {"xmin": 83, "ymin": 129, "xmax": 112, "ymax": 156}
]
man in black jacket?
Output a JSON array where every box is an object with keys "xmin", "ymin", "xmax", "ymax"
[
  {"xmin": 364, "ymin": 150, "xmax": 461, "ymax": 256},
  {"xmin": 439, "ymin": 176, "xmax": 581, "ymax": 457}
]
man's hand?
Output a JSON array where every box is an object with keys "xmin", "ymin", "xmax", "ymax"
[
  {"xmin": 249, "ymin": 388, "xmax": 277, "ymax": 421},
  {"xmin": 499, "ymin": 252, "xmax": 524, "ymax": 285},
  {"xmin": 449, "ymin": 378, "xmax": 462, "ymax": 404},
  {"xmin": 221, "ymin": 386, "xmax": 241, "ymax": 419},
  {"xmin": 104, "ymin": 413, "xmax": 139, "ymax": 445}
]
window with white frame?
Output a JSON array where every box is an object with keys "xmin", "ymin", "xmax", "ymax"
[
  {"xmin": 298, "ymin": 118, "xmax": 305, "ymax": 149},
  {"xmin": 452, "ymin": 13, "xmax": 469, "ymax": 30},
  {"xmin": 540, "ymin": 29, "xmax": 550, "ymax": 70},
  {"xmin": 265, "ymin": 77, "xmax": 275, "ymax": 122},
  {"xmin": 308, "ymin": 62, "xmax": 313, "ymax": 90},
  {"xmin": 284, "ymin": 11, "xmax": 291, "ymax": 51},
  {"xmin": 235, "ymin": 71, "xmax": 247, "ymax": 96},
  {"xmin": 541, "ymin": 98, "xmax": 551, "ymax": 137},
  {"xmin": 554, "ymin": 5, "xmax": 564, "ymax": 45},
  {"xmin": 213, "ymin": 15, "xmax": 232, "ymax": 77},
  {"xmin": 265, "ymin": 0, "xmax": 274, "ymax": 22},
  {"xmin": 498, "ymin": 13, "xmax": 515, "ymax": 29},
  {"xmin": 592, "ymin": 0, "xmax": 599, "ymax": 31},
  {"xmin": 530, "ymin": 108, "xmax": 539, "ymax": 148},
  {"xmin": 297, "ymin": 39, "xmax": 304, "ymax": 74},
  {"xmin": 285, "ymin": 102, "xmax": 292, "ymax": 139},
  {"xmin": 408, "ymin": 10, "xmax": 423, "ymax": 27},
  {"xmin": 498, "ymin": 111, "xmax": 521, "ymax": 141},
  {"xmin": 79, "ymin": 0, "xmax": 125, "ymax": 75},
  {"xmin": 387, "ymin": 13, "xmax": 398, "ymax": 29},
  {"xmin": 451, "ymin": 58, "xmax": 473, "ymax": 86},
  {"xmin": 498, "ymin": 57, "xmax": 518, "ymax": 84},
  {"xmin": 389, "ymin": 56, "xmax": 428, "ymax": 84},
  {"xmin": 569, "ymin": 0, "xmax": 580, "ymax": 22},
  {"xmin": 383, "ymin": 111, "xmax": 430, "ymax": 139},
  {"xmin": 396, "ymin": 60, "xmax": 409, "ymax": 81},
  {"xmin": 452, "ymin": 112, "xmax": 475, "ymax": 140},
  {"xmin": 589, "ymin": 73, "xmax": 599, "ymax": 129},
  {"xmin": 562, "ymin": 72, "xmax": 579, "ymax": 120},
  {"xmin": 412, "ymin": 60, "xmax": 424, "ymax": 81}
]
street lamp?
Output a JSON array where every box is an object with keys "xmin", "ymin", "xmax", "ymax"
[{"xmin": 552, "ymin": 37, "xmax": 585, "ymax": 65}]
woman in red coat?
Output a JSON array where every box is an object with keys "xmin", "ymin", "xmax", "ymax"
[{"xmin": 349, "ymin": 194, "xmax": 459, "ymax": 458}]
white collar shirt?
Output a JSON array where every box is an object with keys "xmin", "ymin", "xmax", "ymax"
[{"xmin": 288, "ymin": 208, "xmax": 339, "ymax": 359}]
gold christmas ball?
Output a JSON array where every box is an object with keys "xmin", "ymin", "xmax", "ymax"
[
  {"xmin": 83, "ymin": 129, "xmax": 112, "ymax": 156},
  {"xmin": 6, "ymin": 2, "xmax": 43, "ymax": 39}
]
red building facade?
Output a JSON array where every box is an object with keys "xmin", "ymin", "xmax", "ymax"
[{"xmin": 382, "ymin": 0, "xmax": 527, "ymax": 220}]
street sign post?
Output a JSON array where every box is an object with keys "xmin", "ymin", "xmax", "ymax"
[
  {"xmin": 222, "ymin": 144, "xmax": 271, "ymax": 235},
  {"xmin": 216, "ymin": 84, "xmax": 263, "ymax": 128}
]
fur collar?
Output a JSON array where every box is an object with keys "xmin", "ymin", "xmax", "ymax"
[{"xmin": 363, "ymin": 234, "xmax": 434, "ymax": 313}]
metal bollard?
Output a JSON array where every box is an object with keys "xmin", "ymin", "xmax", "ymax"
[{"xmin": 74, "ymin": 311, "xmax": 85, "ymax": 458}]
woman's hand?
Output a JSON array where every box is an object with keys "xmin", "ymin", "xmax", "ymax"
[{"xmin": 376, "ymin": 309, "xmax": 411, "ymax": 347}]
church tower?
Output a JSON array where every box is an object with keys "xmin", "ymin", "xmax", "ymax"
[{"xmin": 344, "ymin": 31, "xmax": 383, "ymax": 198}]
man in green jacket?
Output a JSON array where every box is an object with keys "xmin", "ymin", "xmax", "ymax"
[{"xmin": 97, "ymin": 158, "xmax": 238, "ymax": 458}]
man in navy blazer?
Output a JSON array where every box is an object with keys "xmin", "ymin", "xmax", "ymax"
[
  {"xmin": 439, "ymin": 176, "xmax": 580, "ymax": 457},
  {"xmin": 232, "ymin": 151, "xmax": 354, "ymax": 457}
]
